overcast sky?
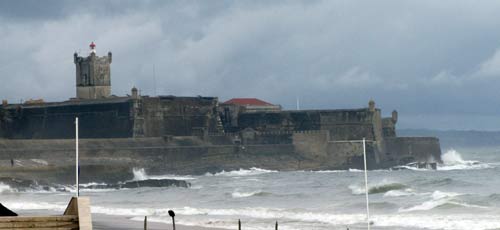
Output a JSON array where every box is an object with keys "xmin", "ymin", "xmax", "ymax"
[{"xmin": 1, "ymin": 0, "xmax": 500, "ymax": 130}]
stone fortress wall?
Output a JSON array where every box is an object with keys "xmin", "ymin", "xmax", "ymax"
[
  {"xmin": 0, "ymin": 44, "xmax": 441, "ymax": 179},
  {"xmin": 0, "ymin": 96, "xmax": 441, "ymax": 177}
]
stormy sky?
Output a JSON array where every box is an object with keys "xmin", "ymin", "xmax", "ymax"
[{"xmin": 1, "ymin": 0, "xmax": 500, "ymax": 130}]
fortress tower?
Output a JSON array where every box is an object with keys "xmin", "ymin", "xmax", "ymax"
[{"xmin": 74, "ymin": 42, "xmax": 112, "ymax": 99}]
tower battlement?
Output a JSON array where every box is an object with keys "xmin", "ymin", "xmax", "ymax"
[{"xmin": 74, "ymin": 42, "xmax": 112, "ymax": 99}]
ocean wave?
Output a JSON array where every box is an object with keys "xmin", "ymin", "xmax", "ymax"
[
  {"xmin": 175, "ymin": 206, "xmax": 366, "ymax": 226},
  {"xmin": 132, "ymin": 208, "xmax": 500, "ymax": 230},
  {"xmin": 393, "ymin": 165, "xmax": 432, "ymax": 171},
  {"xmin": 349, "ymin": 180, "xmax": 407, "ymax": 195},
  {"xmin": 438, "ymin": 149, "xmax": 492, "ymax": 171},
  {"xmin": 398, "ymin": 190, "xmax": 488, "ymax": 212},
  {"xmin": 310, "ymin": 168, "xmax": 392, "ymax": 174},
  {"xmin": 206, "ymin": 167, "xmax": 277, "ymax": 177},
  {"xmin": 0, "ymin": 182, "xmax": 14, "ymax": 193},
  {"xmin": 231, "ymin": 190, "xmax": 270, "ymax": 198},
  {"xmin": 383, "ymin": 189, "xmax": 416, "ymax": 197},
  {"xmin": 132, "ymin": 168, "xmax": 196, "ymax": 181},
  {"xmin": 78, "ymin": 205, "xmax": 366, "ymax": 227},
  {"xmin": 8, "ymin": 201, "xmax": 500, "ymax": 230},
  {"xmin": 30, "ymin": 159, "xmax": 49, "ymax": 165},
  {"xmin": 2, "ymin": 201, "xmax": 67, "ymax": 211},
  {"xmin": 313, "ymin": 170, "xmax": 349, "ymax": 173},
  {"xmin": 373, "ymin": 213, "xmax": 500, "ymax": 230}
]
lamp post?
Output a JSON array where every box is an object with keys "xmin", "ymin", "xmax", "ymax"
[{"xmin": 168, "ymin": 210, "xmax": 176, "ymax": 230}]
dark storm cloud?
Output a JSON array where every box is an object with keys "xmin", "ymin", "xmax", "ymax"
[{"xmin": 1, "ymin": 0, "xmax": 500, "ymax": 130}]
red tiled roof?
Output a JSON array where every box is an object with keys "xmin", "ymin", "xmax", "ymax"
[{"xmin": 223, "ymin": 98, "xmax": 274, "ymax": 106}]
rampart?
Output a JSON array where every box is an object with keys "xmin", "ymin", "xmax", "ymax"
[
  {"xmin": 0, "ymin": 95, "xmax": 222, "ymax": 139},
  {"xmin": 138, "ymin": 96, "xmax": 221, "ymax": 137},
  {"xmin": 0, "ymin": 98, "xmax": 133, "ymax": 139}
]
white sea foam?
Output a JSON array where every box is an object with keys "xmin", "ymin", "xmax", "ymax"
[
  {"xmin": 231, "ymin": 190, "xmax": 262, "ymax": 198},
  {"xmin": 383, "ymin": 189, "xmax": 416, "ymax": 197},
  {"xmin": 314, "ymin": 168, "xmax": 391, "ymax": 173},
  {"xmin": 173, "ymin": 206, "xmax": 365, "ymax": 226},
  {"xmin": 137, "ymin": 211, "xmax": 500, "ymax": 230},
  {"xmin": 2, "ymin": 202, "xmax": 67, "ymax": 211},
  {"xmin": 207, "ymin": 167, "xmax": 277, "ymax": 177},
  {"xmin": 438, "ymin": 149, "xmax": 492, "ymax": 171},
  {"xmin": 7, "ymin": 201, "xmax": 499, "ymax": 230},
  {"xmin": 314, "ymin": 169, "xmax": 358, "ymax": 173},
  {"xmin": 0, "ymin": 183, "xmax": 13, "ymax": 193},
  {"xmin": 395, "ymin": 165, "xmax": 432, "ymax": 171},
  {"xmin": 80, "ymin": 182, "xmax": 108, "ymax": 187},
  {"xmin": 373, "ymin": 213, "xmax": 500, "ymax": 230},
  {"xmin": 348, "ymin": 168, "xmax": 363, "ymax": 172},
  {"xmin": 398, "ymin": 190, "xmax": 477, "ymax": 212},
  {"xmin": 132, "ymin": 168, "xmax": 196, "ymax": 181},
  {"xmin": 30, "ymin": 159, "xmax": 49, "ymax": 165}
]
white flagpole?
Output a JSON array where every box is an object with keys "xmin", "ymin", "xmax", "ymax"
[
  {"xmin": 363, "ymin": 137, "xmax": 370, "ymax": 229},
  {"xmin": 75, "ymin": 117, "xmax": 79, "ymax": 197}
]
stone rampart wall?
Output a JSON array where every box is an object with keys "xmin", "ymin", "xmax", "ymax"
[
  {"xmin": 0, "ymin": 100, "xmax": 134, "ymax": 139},
  {"xmin": 384, "ymin": 137, "xmax": 442, "ymax": 164},
  {"xmin": 0, "ymin": 137, "xmax": 301, "ymax": 182},
  {"xmin": 140, "ymin": 96, "xmax": 221, "ymax": 137}
]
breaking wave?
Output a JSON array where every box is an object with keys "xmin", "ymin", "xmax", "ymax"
[
  {"xmin": 0, "ymin": 182, "xmax": 14, "ymax": 193},
  {"xmin": 125, "ymin": 206, "xmax": 500, "ymax": 230},
  {"xmin": 8, "ymin": 201, "xmax": 500, "ymax": 230},
  {"xmin": 383, "ymin": 189, "xmax": 417, "ymax": 197},
  {"xmin": 231, "ymin": 190, "xmax": 270, "ymax": 198},
  {"xmin": 438, "ymin": 149, "xmax": 492, "ymax": 171},
  {"xmin": 206, "ymin": 167, "xmax": 277, "ymax": 177},
  {"xmin": 132, "ymin": 168, "xmax": 196, "ymax": 181},
  {"xmin": 2, "ymin": 201, "xmax": 67, "ymax": 211},
  {"xmin": 399, "ymin": 191, "xmax": 487, "ymax": 212},
  {"xmin": 349, "ymin": 180, "xmax": 406, "ymax": 195}
]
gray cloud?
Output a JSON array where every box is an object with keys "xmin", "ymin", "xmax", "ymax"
[{"xmin": 1, "ymin": 0, "xmax": 500, "ymax": 130}]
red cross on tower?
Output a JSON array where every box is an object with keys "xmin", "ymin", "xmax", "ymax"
[{"xmin": 89, "ymin": 41, "xmax": 96, "ymax": 50}]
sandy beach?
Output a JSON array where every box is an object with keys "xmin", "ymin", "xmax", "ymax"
[{"xmin": 93, "ymin": 214, "xmax": 226, "ymax": 230}]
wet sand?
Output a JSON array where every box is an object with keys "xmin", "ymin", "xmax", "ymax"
[{"xmin": 93, "ymin": 214, "xmax": 226, "ymax": 230}]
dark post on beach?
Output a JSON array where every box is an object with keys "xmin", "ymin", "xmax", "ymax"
[
  {"xmin": 144, "ymin": 216, "xmax": 147, "ymax": 230},
  {"xmin": 238, "ymin": 219, "xmax": 241, "ymax": 230},
  {"xmin": 275, "ymin": 221, "xmax": 278, "ymax": 230},
  {"xmin": 168, "ymin": 210, "xmax": 176, "ymax": 230}
]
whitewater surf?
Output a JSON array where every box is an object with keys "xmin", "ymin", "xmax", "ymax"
[{"xmin": 2, "ymin": 149, "xmax": 500, "ymax": 230}]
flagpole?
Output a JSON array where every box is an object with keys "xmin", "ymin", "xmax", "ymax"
[
  {"xmin": 75, "ymin": 117, "xmax": 79, "ymax": 197},
  {"xmin": 363, "ymin": 137, "xmax": 370, "ymax": 229}
]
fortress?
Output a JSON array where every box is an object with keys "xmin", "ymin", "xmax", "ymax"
[{"xmin": 0, "ymin": 43, "xmax": 441, "ymax": 182}]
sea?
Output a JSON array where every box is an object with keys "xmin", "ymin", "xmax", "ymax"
[{"xmin": 1, "ymin": 148, "xmax": 500, "ymax": 230}]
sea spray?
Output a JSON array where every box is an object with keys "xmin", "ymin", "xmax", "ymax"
[
  {"xmin": 0, "ymin": 182, "xmax": 13, "ymax": 193},
  {"xmin": 132, "ymin": 168, "xmax": 196, "ymax": 181},
  {"xmin": 438, "ymin": 149, "xmax": 491, "ymax": 170},
  {"xmin": 132, "ymin": 168, "xmax": 148, "ymax": 181},
  {"xmin": 207, "ymin": 167, "xmax": 277, "ymax": 177}
]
